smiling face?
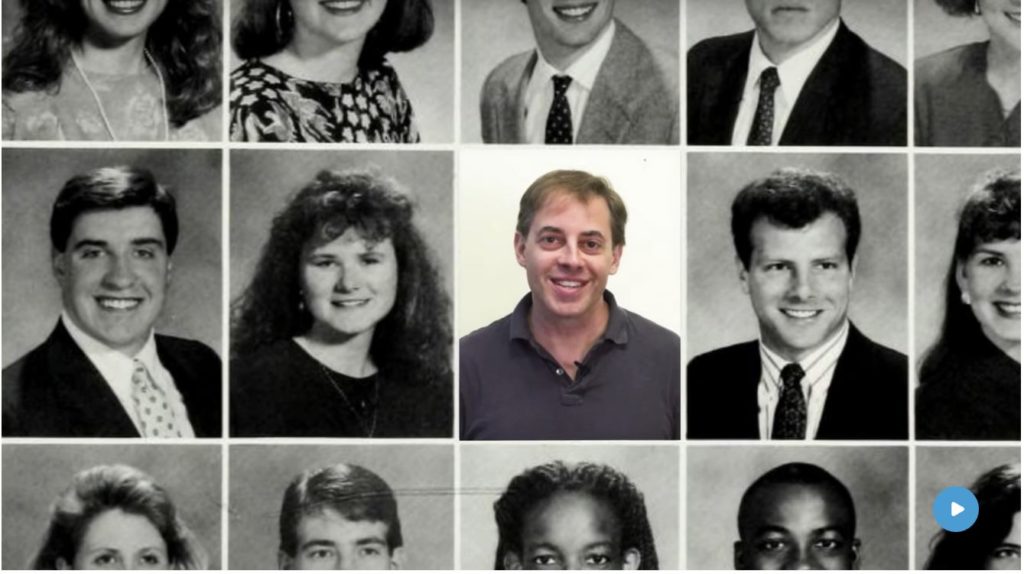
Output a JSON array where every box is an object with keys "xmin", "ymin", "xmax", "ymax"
[
  {"xmin": 985, "ymin": 511, "xmax": 1022, "ymax": 570},
  {"xmin": 65, "ymin": 508, "xmax": 169, "ymax": 570},
  {"xmin": 744, "ymin": 0, "xmax": 842, "ymax": 61},
  {"xmin": 54, "ymin": 207, "xmax": 170, "ymax": 358},
  {"xmin": 282, "ymin": 508, "xmax": 398, "ymax": 570},
  {"xmin": 504, "ymin": 491, "xmax": 640, "ymax": 570},
  {"xmin": 289, "ymin": 0, "xmax": 388, "ymax": 51},
  {"xmin": 739, "ymin": 213, "xmax": 853, "ymax": 362},
  {"xmin": 736, "ymin": 483, "xmax": 860, "ymax": 570},
  {"xmin": 300, "ymin": 228, "xmax": 399, "ymax": 343},
  {"xmin": 80, "ymin": 0, "xmax": 168, "ymax": 46},
  {"xmin": 515, "ymin": 192, "xmax": 622, "ymax": 327},
  {"xmin": 979, "ymin": 0, "xmax": 1022, "ymax": 54},
  {"xmin": 957, "ymin": 239, "xmax": 1021, "ymax": 355},
  {"xmin": 525, "ymin": 0, "xmax": 616, "ymax": 65}
]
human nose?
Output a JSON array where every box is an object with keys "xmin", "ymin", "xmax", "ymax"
[
  {"xmin": 787, "ymin": 266, "xmax": 813, "ymax": 300},
  {"xmin": 557, "ymin": 243, "xmax": 582, "ymax": 268},
  {"xmin": 1001, "ymin": 258, "xmax": 1021, "ymax": 294},
  {"xmin": 786, "ymin": 547, "xmax": 820, "ymax": 571},
  {"xmin": 101, "ymin": 253, "xmax": 137, "ymax": 289},
  {"xmin": 333, "ymin": 262, "xmax": 360, "ymax": 293}
]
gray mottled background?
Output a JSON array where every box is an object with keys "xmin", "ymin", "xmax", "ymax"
[
  {"xmin": 915, "ymin": 0, "xmax": 992, "ymax": 58},
  {"xmin": 228, "ymin": 444, "xmax": 454, "ymax": 570},
  {"xmin": 687, "ymin": 445, "xmax": 909, "ymax": 570},
  {"xmin": 2, "ymin": 148, "xmax": 223, "ymax": 365}
]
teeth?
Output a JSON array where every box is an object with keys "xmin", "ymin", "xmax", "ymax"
[
  {"xmin": 1008, "ymin": 12, "xmax": 1021, "ymax": 24},
  {"xmin": 98, "ymin": 298, "xmax": 141, "ymax": 310},
  {"xmin": 333, "ymin": 300, "xmax": 368, "ymax": 307},
  {"xmin": 553, "ymin": 3, "xmax": 596, "ymax": 19},
  {"xmin": 995, "ymin": 302, "xmax": 1021, "ymax": 314},
  {"xmin": 554, "ymin": 280, "xmax": 583, "ymax": 288},
  {"xmin": 107, "ymin": 0, "xmax": 144, "ymax": 8},
  {"xmin": 782, "ymin": 309, "xmax": 818, "ymax": 319},
  {"xmin": 322, "ymin": 0, "xmax": 363, "ymax": 9}
]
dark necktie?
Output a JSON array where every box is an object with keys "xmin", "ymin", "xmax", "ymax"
[
  {"xmin": 772, "ymin": 363, "xmax": 806, "ymax": 439},
  {"xmin": 545, "ymin": 75, "xmax": 574, "ymax": 144},
  {"xmin": 747, "ymin": 67, "xmax": 780, "ymax": 146}
]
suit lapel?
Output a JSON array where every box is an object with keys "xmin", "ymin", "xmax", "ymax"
[
  {"xmin": 46, "ymin": 323, "xmax": 139, "ymax": 437},
  {"xmin": 504, "ymin": 53, "xmax": 536, "ymax": 143},
  {"xmin": 780, "ymin": 22, "xmax": 849, "ymax": 144},
  {"xmin": 739, "ymin": 341, "xmax": 763, "ymax": 438},
  {"xmin": 578, "ymin": 22, "xmax": 636, "ymax": 143},
  {"xmin": 815, "ymin": 324, "xmax": 864, "ymax": 439},
  {"xmin": 708, "ymin": 32, "xmax": 752, "ymax": 145}
]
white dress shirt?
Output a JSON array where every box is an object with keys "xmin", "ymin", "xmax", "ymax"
[
  {"xmin": 522, "ymin": 20, "xmax": 617, "ymax": 143},
  {"xmin": 757, "ymin": 320, "xmax": 849, "ymax": 440},
  {"xmin": 61, "ymin": 312, "xmax": 196, "ymax": 438},
  {"xmin": 731, "ymin": 18, "xmax": 840, "ymax": 145}
]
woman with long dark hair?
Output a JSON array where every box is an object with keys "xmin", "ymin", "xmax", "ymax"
[
  {"xmin": 2, "ymin": 0, "xmax": 221, "ymax": 141},
  {"xmin": 230, "ymin": 0, "xmax": 432, "ymax": 142},
  {"xmin": 230, "ymin": 168, "xmax": 452, "ymax": 437},
  {"xmin": 918, "ymin": 169, "xmax": 1020, "ymax": 440}
]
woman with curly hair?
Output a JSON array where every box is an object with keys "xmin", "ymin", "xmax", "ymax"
[
  {"xmin": 925, "ymin": 463, "xmax": 1020, "ymax": 570},
  {"xmin": 29, "ymin": 464, "xmax": 207, "ymax": 570},
  {"xmin": 230, "ymin": 0, "xmax": 433, "ymax": 142},
  {"xmin": 230, "ymin": 168, "xmax": 452, "ymax": 438},
  {"xmin": 916, "ymin": 0, "xmax": 1020, "ymax": 146},
  {"xmin": 2, "ymin": 0, "xmax": 221, "ymax": 141},
  {"xmin": 918, "ymin": 169, "xmax": 1020, "ymax": 440},
  {"xmin": 493, "ymin": 461, "xmax": 658, "ymax": 570}
]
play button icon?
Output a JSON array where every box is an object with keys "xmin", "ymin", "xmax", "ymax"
[{"xmin": 933, "ymin": 486, "xmax": 979, "ymax": 532}]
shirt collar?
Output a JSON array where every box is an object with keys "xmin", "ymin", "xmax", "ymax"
[
  {"xmin": 759, "ymin": 319, "xmax": 850, "ymax": 386},
  {"xmin": 530, "ymin": 19, "xmax": 616, "ymax": 92},
  {"xmin": 509, "ymin": 290, "xmax": 629, "ymax": 345},
  {"xmin": 746, "ymin": 17, "xmax": 840, "ymax": 106},
  {"xmin": 61, "ymin": 311, "xmax": 159, "ymax": 369}
]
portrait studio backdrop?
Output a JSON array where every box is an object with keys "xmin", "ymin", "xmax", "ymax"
[
  {"xmin": 915, "ymin": 0, "xmax": 993, "ymax": 58},
  {"xmin": 228, "ymin": 444, "xmax": 454, "ymax": 570},
  {"xmin": 459, "ymin": 443, "xmax": 680, "ymax": 570},
  {"xmin": 914, "ymin": 154, "xmax": 1020, "ymax": 361},
  {"xmin": 687, "ymin": 445, "xmax": 909, "ymax": 570},
  {"xmin": 1, "ymin": 444, "xmax": 222, "ymax": 569},
  {"xmin": 687, "ymin": 152, "xmax": 909, "ymax": 358},
  {"xmin": 1, "ymin": 148, "xmax": 223, "ymax": 365},
  {"xmin": 457, "ymin": 147, "xmax": 681, "ymax": 338},
  {"xmin": 915, "ymin": 446, "xmax": 1021, "ymax": 569},
  {"xmin": 686, "ymin": 0, "xmax": 907, "ymax": 66},
  {"xmin": 460, "ymin": 0, "xmax": 679, "ymax": 143},
  {"xmin": 226, "ymin": 0, "xmax": 455, "ymax": 143}
]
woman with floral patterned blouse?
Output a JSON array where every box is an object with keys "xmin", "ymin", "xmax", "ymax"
[{"xmin": 230, "ymin": 0, "xmax": 433, "ymax": 143}]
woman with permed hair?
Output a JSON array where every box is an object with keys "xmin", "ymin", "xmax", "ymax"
[
  {"xmin": 29, "ymin": 464, "xmax": 208, "ymax": 570},
  {"xmin": 915, "ymin": 0, "xmax": 1020, "ymax": 146},
  {"xmin": 2, "ymin": 0, "xmax": 221, "ymax": 141},
  {"xmin": 230, "ymin": 0, "xmax": 433, "ymax": 142},
  {"xmin": 493, "ymin": 461, "xmax": 658, "ymax": 570},
  {"xmin": 918, "ymin": 169, "xmax": 1020, "ymax": 440},
  {"xmin": 925, "ymin": 463, "xmax": 1020, "ymax": 569},
  {"xmin": 230, "ymin": 168, "xmax": 452, "ymax": 437}
]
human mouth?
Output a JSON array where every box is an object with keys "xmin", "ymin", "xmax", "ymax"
[
  {"xmin": 332, "ymin": 299, "xmax": 371, "ymax": 308},
  {"xmin": 96, "ymin": 296, "xmax": 142, "ymax": 311},
  {"xmin": 994, "ymin": 301, "xmax": 1021, "ymax": 317},
  {"xmin": 103, "ymin": 0, "xmax": 147, "ymax": 15},
  {"xmin": 1007, "ymin": 11, "xmax": 1021, "ymax": 25},
  {"xmin": 552, "ymin": 2, "xmax": 598, "ymax": 22},
  {"xmin": 780, "ymin": 308, "xmax": 822, "ymax": 320},
  {"xmin": 550, "ymin": 278, "xmax": 587, "ymax": 292},
  {"xmin": 320, "ymin": 0, "xmax": 367, "ymax": 15}
]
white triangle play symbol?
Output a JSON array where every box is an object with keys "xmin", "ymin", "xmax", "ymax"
[{"xmin": 951, "ymin": 502, "xmax": 965, "ymax": 517}]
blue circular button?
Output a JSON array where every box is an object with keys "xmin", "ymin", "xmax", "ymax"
[{"xmin": 933, "ymin": 486, "xmax": 979, "ymax": 532}]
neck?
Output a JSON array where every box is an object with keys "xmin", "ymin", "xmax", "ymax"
[
  {"xmin": 535, "ymin": 22, "xmax": 609, "ymax": 71},
  {"xmin": 528, "ymin": 296, "xmax": 609, "ymax": 372},
  {"xmin": 295, "ymin": 327, "xmax": 377, "ymax": 378},
  {"xmin": 272, "ymin": 33, "xmax": 365, "ymax": 83},
  {"xmin": 988, "ymin": 35, "xmax": 1021, "ymax": 71},
  {"xmin": 758, "ymin": 18, "xmax": 836, "ymax": 65},
  {"xmin": 75, "ymin": 36, "xmax": 149, "ymax": 74}
]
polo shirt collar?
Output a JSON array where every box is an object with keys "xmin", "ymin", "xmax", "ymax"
[{"xmin": 508, "ymin": 290, "xmax": 629, "ymax": 345}]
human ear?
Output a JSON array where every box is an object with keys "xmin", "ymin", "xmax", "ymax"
[
  {"xmin": 609, "ymin": 244, "xmax": 623, "ymax": 275},
  {"xmin": 736, "ymin": 257, "xmax": 751, "ymax": 295},
  {"xmin": 388, "ymin": 547, "xmax": 405, "ymax": 570},
  {"xmin": 277, "ymin": 550, "xmax": 294, "ymax": 570},
  {"xmin": 621, "ymin": 547, "xmax": 641, "ymax": 569},
  {"xmin": 52, "ymin": 249, "xmax": 68, "ymax": 285},
  {"xmin": 850, "ymin": 538, "xmax": 862, "ymax": 570},
  {"xmin": 733, "ymin": 540, "xmax": 746, "ymax": 570},
  {"xmin": 514, "ymin": 232, "xmax": 528, "ymax": 268},
  {"xmin": 955, "ymin": 260, "xmax": 969, "ymax": 301},
  {"xmin": 502, "ymin": 551, "xmax": 523, "ymax": 570}
]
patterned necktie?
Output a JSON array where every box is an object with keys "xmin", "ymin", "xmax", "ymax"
[
  {"xmin": 747, "ymin": 67, "xmax": 780, "ymax": 146},
  {"xmin": 544, "ymin": 75, "xmax": 574, "ymax": 144},
  {"xmin": 772, "ymin": 363, "xmax": 806, "ymax": 439},
  {"xmin": 131, "ymin": 360, "xmax": 182, "ymax": 438}
]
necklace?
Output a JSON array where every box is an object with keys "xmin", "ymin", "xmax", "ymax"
[
  {"xmin": 69, "ymin": 49, "xmax": 170, "ymax": 141},
  {"xmin": 317, "ymin": 363, "xmax": 379, "ymax": 437}
]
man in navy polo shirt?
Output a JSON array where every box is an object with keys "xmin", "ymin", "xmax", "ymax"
[{"xmin": 459, "ymin": 169, "xmax": 679, "ymax": 440}]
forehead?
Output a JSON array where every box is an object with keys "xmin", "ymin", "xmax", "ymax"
[
  {"xmin": 970, "ymin": 238, "xmax": 1021, "ymax": 255},
  {"xmin": 81, "ymin": 508, "xmax": 165, "ymax": 549},
  {"xmin": 296, "ymin": 508, "xmax": 389, "ymax": 544},
  {"xmin": 68, "ymin": 206, "xmax": 166, "ymax": 242},
  {"xmin": 742, "ymin": 483, "xmax": 852, "ymax": 534},
  {"xmin": 530, "ymin": 191, "xmax": 613, "ymax": 235},
  {"xmin": 305, "ymin": 227, "xmax": 395, "ymax": 254},
  {"xmin": 750, "ymin": 213, "xmax": 847, "ymax": 257},
  {"xmin": 522, "ymin": 491, "xmax": 621, "ymax": 542}
]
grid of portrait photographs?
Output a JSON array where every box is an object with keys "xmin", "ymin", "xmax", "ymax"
[{"xmin": 0, "ymin": 0, "xmax": 1020, "ymax": 571}]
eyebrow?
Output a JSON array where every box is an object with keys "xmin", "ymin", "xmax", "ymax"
[
  {"xmin": 355, "ymin": 536, "xmax": 388, "ymax": 546},
  {"xmin": 536, "ymin": 226, "xmax": 607, "ymax": 238},
  {"xmin": 299, "ymin": 540, "xmax": 338, "ymax": 551},
  {"xmin": 71, "ymin": 238, "xmax": 166, "ymax": 250}
]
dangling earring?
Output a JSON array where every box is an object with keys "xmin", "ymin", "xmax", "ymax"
[
  {"xmin": 298, "ymin": 290, "xmax": 306, "ymax": 311},
  {"xmin": 961, "ymin": 291, "xmax": 971, "ymax": 305},
  {"xmin": 974, "ymin": 0, "xmax": 982, "ymax": 15}
]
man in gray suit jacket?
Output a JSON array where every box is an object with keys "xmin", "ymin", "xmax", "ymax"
[{"xmin": 479, "ymin": 0, "xmax": 678, "ymax": 145}]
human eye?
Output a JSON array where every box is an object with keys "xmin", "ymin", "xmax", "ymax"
[
  {"xmin": 134, "ymin": 247, "xmax": 157, "ymax": 259},
  {"xmin": 979, "ymin": 255, "xmax": 1006, "ymax": 267},
  {"xmin": 814, "ymin": 537, "xmax": 843, "ymax": 551},
  {"xmin": 584, "ymin": 553, "xmax": 612, "ymax": 566},
  {"xmin": 580, "ymin": 238, "xmax": 604, "ymax": 252},
  {"xmin": 309, "ymin": 257, "xmax": 336, "ymax": 268},
  {"xmin": 817, "ymin": 260, "xmax": 840, "ymax": 270},
  {"xmin": 79, "ymin": 247, "xmax": 105, "ymax": 259},
  {"xmin": 755, "ymin": 538, "xmax": 786, "ymax": 553},
  {"xmin": 530, "ymin": 553, "xmax": 560, "ymax": 568},
  {"xmin": 360, "ymin": 254, "xmax": 382, "ymax": 265},
  {"xmin": 763, "ymin": 262, "xmax": 788, "ymax": 273},
  {"xmin": 306, "ymin": 547, "xmax": 336, "ymax": 561},
  {"xmin": 991, "ymin": 546, "xmax": 1021, "ymax": 559},
  {"xmin": 91, "ymin": 552, "xmax": 120, "ymax": 568},
  {"xmin": 138, "ymin": 552, "xmax": 167, "ymax": 568}
]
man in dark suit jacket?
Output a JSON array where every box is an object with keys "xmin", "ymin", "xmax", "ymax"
[
  {"xmin": 480, "ymin": 0, "xmax": 677, "ymax": 144},
  {"xmin": 688, "ymin": 0, "xmax": 905, "ymax": 146},
  {"xmin": 687, "ymin": 168, "xmax": 907, "ymax": 440},
  {"xmin": 2, "ymin": 166, "xmax": 221, "ymax": 437}
]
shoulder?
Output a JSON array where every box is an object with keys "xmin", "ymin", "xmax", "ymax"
[
  {"xmin": 610, "ymin": 21, "xmax": 677, "ymax": 90},
  {"xmin": 842, "ymin": 325, "xmax": 907, "ymax": 375},
  {"xmin": 231, "ymin": 339, "xmax": 298, "ymax": 378},
  {"xmin": 836, "ymin": 24, "xmax": 906, "ymax": 81},
  {"xmin": 460, "ymin": 313, "xmax": 514, "ymax": 357},
  {"xmin": 916, "ymin": 42, "xmax": 981, "ymax": 86},
  {"xmin": 483, "ymin": 50, "xmax": 533, "ymax": 93},
  {"xmin": 688, "ymin": 30, "xmax": 753, "ymax": 66},
  {"xmin": 621, "ymin": 308, "xmax": 680, "ymax": 351},
  {"xmin": 688, "ymin": 340, "xmax": 759, "ymax": 371}
]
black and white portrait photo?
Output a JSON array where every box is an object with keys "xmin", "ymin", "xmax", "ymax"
[
  {"xmin": 687, "ymin": 445, "xmax": 909, "ymax": 570},
  {"xmin": 229, "ymin": 149, "xmax": 453, "ymax": 438},
  {"xmin": 228, "ymin": 444, "xmax": 454, "ymax": 570},
  {"xmin": 461, "ymin": 0, "xmax": 679, "ymax": 144},
  {"xmin": 1, "ymin": 148, "xmax": 223, "ymax": 438},
  {"xmin": 2, "ymin": 444, "xmax": 222, "ymax": 570}
]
